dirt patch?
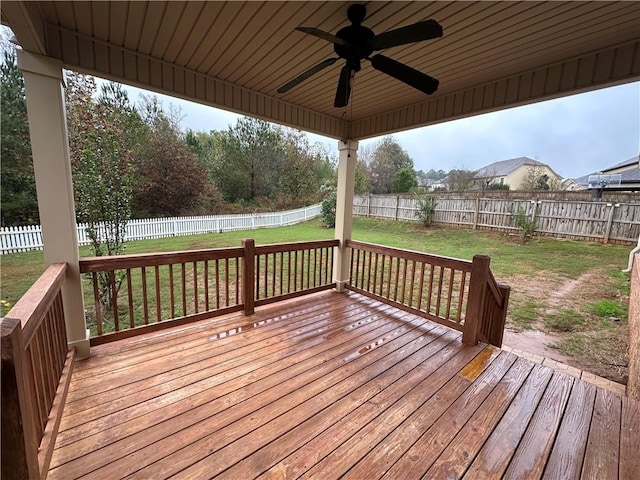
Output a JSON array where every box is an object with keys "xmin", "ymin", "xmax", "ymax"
[
  {"xmin": 502, "ymin": 329, "xmax": 571, "ymax": 364},
  {"xmin": 502, "ymin": 269, "xmax": 629, "ymax": 384}
]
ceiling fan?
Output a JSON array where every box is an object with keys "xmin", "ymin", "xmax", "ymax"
[{"xmin": 277, "ymin": 4, "xmax": 443, "ymax": 108}]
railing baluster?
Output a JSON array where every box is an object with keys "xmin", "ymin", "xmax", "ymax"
[
  {"xmin": 204, "ymin": 260, "xmax": 210, "ymax": 311},
  {"xmin": 435, "ymin": 266, "xmax": 444, "ymax": 317},
  {"xmin": 386, "ymin": 255, "xmax": 393, "ymax": 298},
  {"xmin": 457, "ymin": 271, "xmax": 467, "ymax": 323},
  {"xmin": 294, "ymin": 250, "xmax": 298, "ymax": 292},
  {"xmin": 393, "ymin": 257, "xmax": 400, "ymax": 301},
  {"xmin": 110, "ymin": 270, "xmax": 119, "ymax": 331},
  {"xmin": 427, "ymin": 264, "xmax": 435, "ymax": 313},
  {"xmin": 285, "ymin": 251, "xmax": 290, "ymax": 293},
  {"xmin": 126, "ymin": 269, "xmax": 134, "ymax": 328},
  {"xmin": 169, "ymin": 264, "xmax": 175, "ymax": 319},
  {"xmin": 379, "ymin": 255, "xmax": 386, "ymax": 296},
  {"xmin": 272, "ymin": 252, "xmax": 277, "ymax": 296},
  {"xmin": 216, "ymin": 259, "xmax": 220, "ymax": 310},
  {"xmin": 417, "ymin": 261, "xmax": 425, "ymax": 311},
  {"xmin": 445, "ymin": 268, "xmax": 455, "ymax": 319},
  {"xmin": 235, "ymin": 257, "xmax": 240, "ymax": 305},
  {"xmin": 193, "ymin": 261, "xmax": 198, "ymax": 314},
  {"xmin": 279, "ymin": 251, "xmax": 284, "ymax": 296},
  {"xmin": 91, "ymin": 272, "xmax": 103, "ymax": 336},
  {"xmin": 142, "ymin": 267, "xmax": 149, "ymax": 324},
  {"xmin": 155, "ymin": 265, "xmax": 162, "ymax": 321},
  {"xmin": 400, "ymin": 258, "xmax": 408, "ymax": 304},
  {"xmin": 181, "ymin": 263, "xmax": 187, "ymax": 317},
  {"xmin": 408, "ymin": 260, "xmax": 416, "ymax": 307}
]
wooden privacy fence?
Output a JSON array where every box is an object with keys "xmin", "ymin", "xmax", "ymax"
[
  {"xmin": 354, "ymin": 195, "xmax": 640, "ymax": 244},
  {"xmin": 345, "ymin": 240, "xmax": 509, "ymax": 347},
  {"xmin": 1, "ymin": 264, "xmax": 74, "ymax": 480},
  {"xmin": 0, "ymin": 203, "xmax": 322, "ymax": 254},
  {"xmin": 79, "ymin": 239, "xmax": 339, "ymax": 344}
]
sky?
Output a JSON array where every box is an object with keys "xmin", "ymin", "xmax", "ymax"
[{"xmin": 120, "ymin": 80, "xmax": 639, "ymax": 180}]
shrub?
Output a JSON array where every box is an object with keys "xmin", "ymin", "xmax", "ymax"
[
  {"xmin": 487, "ymin": 183, "xmax": 510, "ymax": 190},
  {"xmin": 415, "ymin": 194, "xmax": 438, "ymax": 227},
  {"xmin": 512, "ymin": 204, "xmax": 537, "ymax": 243},
  {"xmin": 321, "ymin": 191, "xmax": 337, "ymax": 227}
]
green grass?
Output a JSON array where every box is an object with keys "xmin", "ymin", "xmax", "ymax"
[
  {"xmin": 589, "ymin": 300, "xmax": 628, "ymax": 319},
  {"xmin": 543, "ymin": 308, "xmax": 586, "ymax": 332},
  {"xmin": 508, "ymin": 298, "xmax": 544, "ymax": 331}
]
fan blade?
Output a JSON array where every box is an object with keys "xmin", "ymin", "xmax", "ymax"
[
  {"xmin": 370, "ymin": 19, "xmax": 443, "ymax": 50},
  {"xmin": 277, "ymin": 58, "xmax": 338, "ymax": 94},
  {"xmin": 295, "ymin": 27, "xmax": 348, "ymax": 46},
  {"xmin": 370, "ymin": 54, "xmax": 439, "ymax": 94},
  {"xmin": 334, "ymin": 65, "xmax": 352, "ymax": 108}
]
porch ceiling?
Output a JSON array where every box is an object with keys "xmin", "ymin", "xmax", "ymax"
[{"xmin": 2, "ymin": 1, "xmax": 639, "ymax": 140}]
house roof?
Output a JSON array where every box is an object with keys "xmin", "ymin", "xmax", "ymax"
[
  {"xmin": 2, "ymin": 1, "xmax": 639, "ymax": 140},
  {"xmin": 574, "ymin": 155, "xmax": 640, "ymax": 187},
  {"xmin": 474, "ymin": 157, "xmax": 547, "ymax": 178}
]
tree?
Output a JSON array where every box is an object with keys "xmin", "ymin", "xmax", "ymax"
[
  {"xmin": 1, "ymin": 51, "xmax": 38, "ymax": 225},
  {"xmin": 392, "ymin": 167, "xmax": 418, "ymax": 193},
  {"xmin": 369, "ymin": 136, "xmax": 414, "ymax": 194},
  {"xmin": 522, "ymin": 165, "xmax": 561, "ymax": 191},
  {"xmin": 65, "ymin": 73, "xmax": 139, "ymax": 312},
  {"xmin": 446, "ymin": 169, "xmax": 477, "ymax": 191},
  {"xmin": 134, "ymin": 100, "xmax": 207, "ymax": 217}
]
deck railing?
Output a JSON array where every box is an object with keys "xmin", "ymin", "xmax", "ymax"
[
  {"xmin": 345, "ymin": 240, "xmax": 508, "ymax": 346},
  {"xmin": 80, "ymin": 239, "xmax": 339, "ymax": 344},
  {"xmin": 1, "ymin": 263, "xmax": 74, "ymax": 480}
]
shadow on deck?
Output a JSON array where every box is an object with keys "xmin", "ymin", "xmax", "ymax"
[{"xmin": 48, "ymin": 291, "xmax": 638, "ymax": 479}]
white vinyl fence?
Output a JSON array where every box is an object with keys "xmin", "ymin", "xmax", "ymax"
[{"xmin": 0, "ymin": 204, "xmax": 322, "ymax": 254}]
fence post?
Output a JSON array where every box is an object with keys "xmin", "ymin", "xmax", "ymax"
[
  {"xmin": 242, "ymin": 239, "xmax": 255, "ymax": 315},
  {"xmin": 463, "ymin": 255, "xmax": 490, "ymax": 346},
  {"xmin": 604, "ymin": 203, "xmax": 616, "ymax": 244},
  {"xmin": 530, "ymin": 200, "xmax": 539, "ymax": 230},
  {"xmin": 395, "ymin": 195, "xmax": 400, "ymax": 221},
  {"xmin": 1, "ymin": 317, "xmax": 40, "ymax": 480},
  {"xmin": 473, "ymin": 196, "xmax": 480, "ymax": 230},
  {"xmin": 367, "ymin": 195, "xmax": 371, "ymax": 217}
]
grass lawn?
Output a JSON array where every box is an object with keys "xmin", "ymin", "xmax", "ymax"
[{"xmin": 1, "ymin": 217, "xmax": 632, "ymax": 383}]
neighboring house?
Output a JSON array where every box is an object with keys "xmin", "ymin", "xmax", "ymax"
[
  {"xmin": 574, "ymin": 155, "xmax": 640, "ymax": 191},
  {"xmin": 561, "ymin": 178, "xmax": 585, "ymax": 191},
  {"xmin": 473, "ymin": 157, "xmax": 561, "ymax": 190}
]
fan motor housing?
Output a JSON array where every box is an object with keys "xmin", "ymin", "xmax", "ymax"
[{"xmin": 334, "ymin": 25, "xmax": 375, "ymax": 70}]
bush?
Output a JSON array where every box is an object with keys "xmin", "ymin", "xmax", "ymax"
[
  {"xmin": 415, "ymin": 194, "xmax": 438, "ymax": 227},
  {"xmin": 488, "ymin": 183, "xmax": 510, "ymax": 190},
  {"xmin": 321, "ymin": 192, "xmax": 337, "ymax": 227},
  {"xmin": 512, "ymin": 204, "xmax": 537, "ymax": 243}
]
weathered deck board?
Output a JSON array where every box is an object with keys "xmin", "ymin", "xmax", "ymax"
[{"xmin": 48, "ymin": 291, "xmax": 638, "ymax": 480}]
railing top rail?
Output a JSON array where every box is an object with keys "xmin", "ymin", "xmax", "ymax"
[
  {"xmin": 346, "ymin": 239, "xmax": 472, "ymax": 272},
  {"xmin": 3, "ymin": 263, "xmax": 66, "ymax": 345},
  {"xmin": 255, "ymin": 239, "xmax": 339, "ymax": 255},
  {"xmin": 487, "ymin": 270, "xmax": 504, "ymax": 306},
  {"xmin": 79, "ymin": 247, "xmax": 245, "ymax": 272}
]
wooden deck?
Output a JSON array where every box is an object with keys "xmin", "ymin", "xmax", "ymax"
[{"xmin": 48, "ymin": 291, "xmax": 638, "ymax": 480}]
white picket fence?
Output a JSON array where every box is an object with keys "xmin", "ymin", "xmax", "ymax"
[{"xmin": 0, "ymin": 204, "xmax": 322, "ymax": 254}]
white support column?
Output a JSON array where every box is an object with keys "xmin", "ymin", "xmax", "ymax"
[
  {"xmin": 333, "ymin": 139, "xmax": 358, "ymax": 292},
  {"xmin": 18, "ymin": 51, "xmax": 90, "ymax": 358}
]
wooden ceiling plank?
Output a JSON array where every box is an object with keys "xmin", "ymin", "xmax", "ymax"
[
  {"xmin": 90, "ymin": 1, "xmax": 109, "ymax": 43},
  {"xmin": 174, "ymin": 2, "xmax": 225, "ymax": 66},
  {"xmin": 150, "ymin": 2, "xmax": 187, "ymax": 59},
  {"xmin": 71, "ymin": 2, "xmax": 92, "ymax": 37},
  {"xmin": 163, "ymin": 1, "xmax": 206, "ymax": 63},
  {"xmin": 53, "ymin": 2, "xmax": 76, "ymax": 32},
  {"xmin": 108, "ymin": 2, "xmax": 129, "ymax": 46},
  {"xmin": 244, "ymin": 2, "xmax": 355, "ymax": 92},
  {"xmin": 123, "ymin": 1, "xmax": 147, "ymax": 52},
  {"xmin": 137, "ymin": 1, "xmax": 166, "ymax": 56},
  {"xmin": 187, "ymin": 1, "xmax": 245, "ymax": 72},
  {"xmin": 203, "ymin": 1, "xmax": 286, "ymax": 79},
  {"xmin": 222, "ymin": 1, "xmax": 327, "ymax": 84}
]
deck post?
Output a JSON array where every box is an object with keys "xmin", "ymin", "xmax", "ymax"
[
  {"xmin": 333, "ymin": 139, "xmax": 358, "ymax": 292},
  {"xmin": 463, "ymin": 254, "xmax": 491, "ymax": 345},
  {"xmin": 1, "ymin": 318, "xmax": 40, "ymax": 480},
  {"xmin": 242, "ymin": 239, "xmax": 256, "ymax": 315},
  {"xmin": 18, "ymin": 51, "xmax": 90, "ymax": 359}
]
